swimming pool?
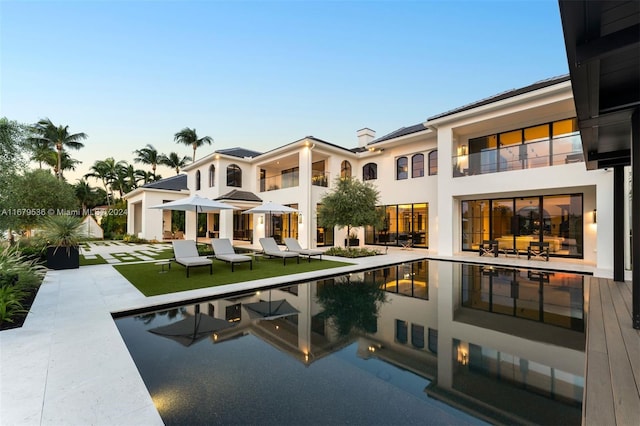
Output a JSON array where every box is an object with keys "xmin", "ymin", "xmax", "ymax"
[{"xmin": 115, "ymin": 260, "xmax": 585, "ymax": 425}]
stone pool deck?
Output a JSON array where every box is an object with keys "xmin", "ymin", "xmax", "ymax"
[{"xmin": 3, "ymin": 244, "xmax": 637, "ymax": 425}]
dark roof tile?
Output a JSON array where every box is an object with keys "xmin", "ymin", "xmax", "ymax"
[{"xmin": 141, "ymin": 174, "xmax": 188, "ymax": 191}]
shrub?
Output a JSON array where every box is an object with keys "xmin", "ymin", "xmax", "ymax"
[
  {"xmin": 0, "ymin": 285, "xmax": 28, "ymax": 326},
  {"xmin": 324, "ymin": 247, "xmax": 380, "ymax": 258},
  {"xmin": 0, "ymin": 245, "xmax": 46, "ymax": 290}
]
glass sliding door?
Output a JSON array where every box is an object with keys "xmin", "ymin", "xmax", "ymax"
[{"xmin": 462, "ymin": 194, "xmax": 583, "ymax": 258}]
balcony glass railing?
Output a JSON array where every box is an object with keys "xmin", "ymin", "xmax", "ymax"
[
  {"xmin": 311, "ymin": 171, "xmax": 329, "ymax": 187},
  {"xmin": 452, "ymin": 134, "xmax": 583, "ymax": 177},
  {"xmin": 260, "ymin": 171, "xmax": 299, "ymax": 192}
]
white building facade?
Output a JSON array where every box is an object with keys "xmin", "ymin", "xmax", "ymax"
[{"xmin": 125, "ymin": 75, "xmax": 626, "ymax": 279}]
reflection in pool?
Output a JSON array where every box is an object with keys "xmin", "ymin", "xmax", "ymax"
[{"xmin": 115, "ymin": 260, "xmax": 585, "ymax": 425}]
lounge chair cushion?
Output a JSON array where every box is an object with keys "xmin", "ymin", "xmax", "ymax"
[
  {"xmin": 211, "ymin": 238, "xmax": 252, "ymax": 269},
  {"xmin": 284, "ymin": 238, "xmax": 322, "ymax": 261}
]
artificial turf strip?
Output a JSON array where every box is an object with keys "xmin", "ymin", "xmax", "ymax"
[
  {"xmin": 114, "ymin": 257, "xmax": 353, "ymax": 296},
  {"xmin": 80, "ymin": 257, "xmax": 108, "ymax": 266}
]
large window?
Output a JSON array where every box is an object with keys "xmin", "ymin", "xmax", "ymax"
[
  {"xmin": 396, "ymin": 157, "xmax": 408, "ymax": 180},
  {"xmin": 364, "ymin": 203, "xmax": 428, "ymax": 248},
  {"xmin": 363, "ymin": 163, "xmax": 377, "ymax": 181},
  {"xmin": 412, "ymin": 154, "xmax": 424, "ymax": 178},
  {"xmin": 195, "ymin": 170, "xmax": 201, "ymax": 190},
  {"xmin": 461, "ymin": 194, "xmax": 583, "ymax": 257},
  {"xmin": 208, "ymin": 165, "xmax": 215, "ymax": 187},
  {"xmin": 428, "ymin": 150, "xmax": 438, "ymax": 175},
  {"xmin": 226, "ymin": 164, "xmax": 242, "ymax": 187},
  {"xmin": 462, "ymin": 118, "xmax": 581, "ymax": 176},
  {"xmin": 340, "ymin": 160, "xmax": 352, "ymax": 179}
]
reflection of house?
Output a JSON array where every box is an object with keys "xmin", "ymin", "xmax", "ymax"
[
  {"xmin": 125, "ymin": 75, "xmax": 627, "ymax": 277},
  {"xmin": 177, "ymin": 259, "xmax": 585, "ymax": 424}
]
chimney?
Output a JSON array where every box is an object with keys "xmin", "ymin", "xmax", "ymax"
[{"xmin": 357, "ymin": 128, "xmax": 376, "ymax": 148}]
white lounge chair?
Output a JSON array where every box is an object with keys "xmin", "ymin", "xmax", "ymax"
[
  {"xmin": 284, "ymin": 238, "xmax": 322, "ymax": 262},
  {"xmin": 172, "ymin": 240, "xmax": 212, "ymax": 278},
  {"xmin": 259, "ymin": 237, "xmax": 300, "ymax": 265},
  {"xmin": 211, "ymin": 238, "xmax": 253, "ymax": 272}
]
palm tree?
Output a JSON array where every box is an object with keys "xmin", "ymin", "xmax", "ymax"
[
  {"xmin": 27, "ymin": 137, "xmax": 55, "ymax": 169},
  {"xmin": 159, "ymin": 152, "xmax": 191, "ymax": 174},
  {"xmin": 46, "ymin": 150, "xmax": 80, "ymax": 179},
  {"xmin": 74, "ymin": 179, "xmax": 96, "ymax": 212},
  {"xmin": 133, "ymin": 144, "xmax": 161, "ymax": 179},
  {"xmin": 85, "ymin": 158, "xmax": 126, "ymax": 206},
  {"xmin": 33, "ymin": 118, "xmax": 87, "ymax": 180},
  {"xmin": 174, "ymin": 127, "xmax": 212, "ymax": 162},
  {"xmin": 135, "ymin": 169, "xmax": 158, "ymax": 186}
]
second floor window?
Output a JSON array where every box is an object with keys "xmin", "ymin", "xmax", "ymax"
[
  {"xmin": 428, "ymin": 150, "xmax": 438, "ymax": 176},
  {"xmin": 227, "ymin": 164, "xmax": 242, "ymax": 187},
  {"xmin": 363, "ymin": 163, "xmax": 377, "ymax": 181},
  {"xmin": 412, "ymin": 154, "xmax": 424, "ymax": 177},
  {"xmin": 195, "ymin": 170, "xmax": 201, "ymax": 190},
  {"xmin": 396, "ymin": 157, "xmax": 408, "ymax": 180},
  {"xmin": 208, "ymin": 165, "xmax": 215, "ymax": 187},
  {"xmin": 341, "ymin": 160, "xmax": 352, "ymax": 178}
]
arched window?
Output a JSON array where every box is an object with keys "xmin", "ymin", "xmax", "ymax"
[
  {"xmin": 363, "ymin": 163, "xmax": 377, "ymax": 181},
  {"xmin": 428, "ymin": 150, "xmax": 438, "ymax": 176},
  {"xmin": 396, "ymin": 157, "xmax": 408, "ymax": 180},
  {"xmin": 340, "ymin": 160, "xmax": 352, "ymax": 178},
  {"xmin": 208, "ymin": 165, "xmax": 215, "ymax": 187},
  {"xmin": 195, "ymin": 170, "xmax": 201, "ymax": 190},
  {"xmin": 227, "ymin": 164, "xmax": 242, "ymax": 187},
  {"xmin": 412, "ymin": 154, "xmax": 424, "ymax": 178}
]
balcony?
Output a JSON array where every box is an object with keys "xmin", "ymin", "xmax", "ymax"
[
  {"xmin": 311, "ymin": 171, "xmax": 330, "ymax": 187},
  {"xmin": 452, "ymin": 134, "xmax": 583, "ymax": 177},
  {"xmin": 260, "ymin": 170, "xmax": 299, "ymax": 192}
]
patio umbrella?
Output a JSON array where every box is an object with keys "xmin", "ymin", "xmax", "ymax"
[
  {"xmin": 149, "ymin": 313, "xmax": 235, "ymax": 347},
  {"xmin": 243, "ymin": 298, "xmax": 299, "ymax": 321},
  {"xmin": 242, "ymin": 201, "xmax": 299, "ymax": 240},
  {"xmin": 149, "ymin": 194, "xmax": 236, "ymax": 241}
]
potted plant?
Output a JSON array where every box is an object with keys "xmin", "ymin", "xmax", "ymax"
[
  {"xmin": 345, "ymin": 230, "xmax": 360, "ymax": 247},
  {"xmin": 39, "ymin": 215, "xmax": 84, "ymax": 270}
]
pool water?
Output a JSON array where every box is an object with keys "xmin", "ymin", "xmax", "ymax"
[{"xmin": 115, "ymin": 260, "xmax": 585, "ymax": 425}]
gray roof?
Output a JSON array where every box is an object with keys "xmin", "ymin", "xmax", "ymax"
[
  {"xmin": 141, "ymin": 174, "xmax": 188, "ymax": 191},
  {"xmin": 369, "ymin": 123, "xmax": 427, "ymax": 145},
  {"xmin": 217, "ymin": 147, "xmax": 262, "ymax": 158},
  {"xmin": 215, "ymin": 190, "xmax": 262, "ymax": 202},
  {"xmin": 428, "ymin": 74, "xmax": 571, "ymax": 121}
]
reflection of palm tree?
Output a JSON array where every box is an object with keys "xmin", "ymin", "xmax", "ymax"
[{"xmin": 316, "ymin": 276, "xmax": 386, "ymax": 336}]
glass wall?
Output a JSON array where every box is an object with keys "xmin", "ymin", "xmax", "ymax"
[
  {"xmin": 462, "ymin": 194, "xmax": 583, "ymax": 257},
  {"xmin": 365, "ymin": 203, "xmax": 428, "ymax": 248},
  {"xmin": 316, "ymin": 203, "xmax": 334, "ymax": 247},
  {"xmin": 455, "ymin": 118, "xmax": 581, "ymax": 177}
]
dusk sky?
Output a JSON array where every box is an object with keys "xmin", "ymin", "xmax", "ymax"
[{"xmin": 1, "ymin": 0, "xmax": 569, "ymax": 183}]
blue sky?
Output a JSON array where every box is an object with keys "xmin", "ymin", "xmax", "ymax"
[{"xmin": 1, "ymin": 0, "xmax": 569, "ymax": 183}]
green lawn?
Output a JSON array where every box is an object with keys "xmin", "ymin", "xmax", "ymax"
[{"xmin": 114, "ymin": 257, "xmax": 353, "ymax": 296}]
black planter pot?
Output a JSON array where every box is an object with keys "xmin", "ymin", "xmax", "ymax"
[
  {"xmin": 47, "ymin": 246, "xmax": 80, "ymax": 270},
  {"xmin": 344, "ymin": 238, "xmax": 360, "ymax": 247}
]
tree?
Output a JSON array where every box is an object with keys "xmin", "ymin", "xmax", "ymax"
[
  {"xmin": 85, "ymin": 158, "xmax": 126, "ymax": 206},
  {"xmin": 317, "ymin": 177, "xmax": 383, "ymax": 247},
  {"xmin": 133, "ymin": 144, "xmax": 162, "ymax": 179},
  {"xmin": 159, "ymin": 152, "xmax": 191, "ymax": 174},
  {"xmin": 45, "ymin": 150, "xmax": 80, "ymax": 179},
  {"xmin": 0, "ymin": 118, "xmax": 28, "ymax": 241},
  {"xmin": 27, "ymin": 137, "xmax": 55, "ymax": 169},
  {"xmin": 174, "ymin": 127, "xmax": 212, "ymax": 163},
  {"xmin": 73, "ymin": 179, "xmax": 104, "ymax": 212},
  {"xmin": 32, "ymin": 118, "xmax": 87, "ymax": 180},
  {"xmin": 5, "ymin": 169, "xmax": 79, "ymax": 234}
]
